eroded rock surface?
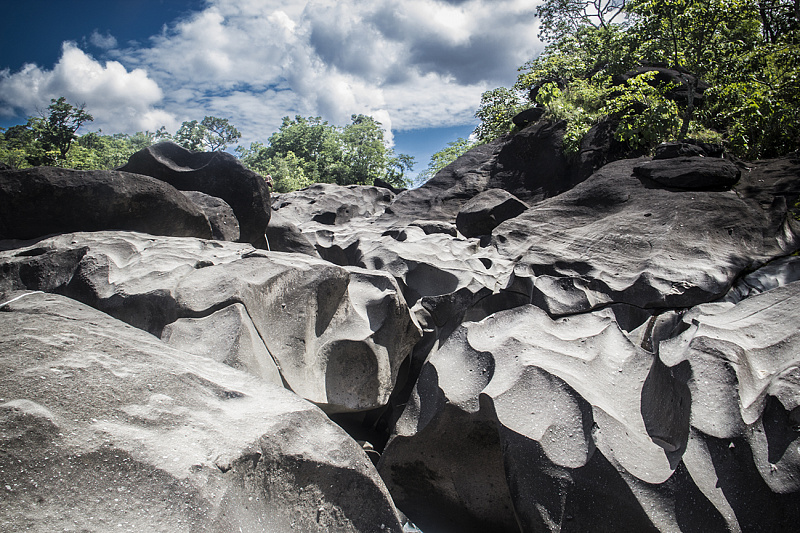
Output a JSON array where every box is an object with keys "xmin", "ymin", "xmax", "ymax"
[
  {"xmin": 0, "ymin": 291, "xmax": 403, "ymax": 532},
  {"xmin": 2, "ymin": 127, "xmax": 800, "ymax": 532},
  {"xmin": 0, "ymin": 231, "xmax": 421, "ymax": 414},
  {"xmin": 491, "ymin": 158, "xmax": 796, "ymax": 316}
]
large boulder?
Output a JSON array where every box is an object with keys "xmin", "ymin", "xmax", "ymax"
[
  {"xmin": 0, "ymin": 166, "xmax": 212, "ymax": 241},
  {"xmin": 120, "ymin": 142, "xmax": 271, "ymax": 248},
  {"xmin": 264, "ymin": 209, "xmax": 320, "ymax": 257},
  {"xmin": 0, "ymin": 231, "xmax": 421, "ymax": 414},
  {"xmin": 455, "ymin": 188, "xmax": 529, "ymax": 238},
  {"xmin": 633, "ymin": 156, "xmax": 741, "ymax": 190},
  {"xmin": 0, "ymin": 291, "xmax": 403, "ymax": 532},
  {"xmin": 491, "ymin": 158, "xmax": 797, "ymax": 316},
  {"xmin": 272, "ymin": 183, "xmax": 395, "ymax": 228},
  {"xmin": 181, "ymin": 190, "xmax": 240, "ymax": 241},
  {"xmin": 375, "ymin": 120, "xmax": 571, "ymax": 228}
]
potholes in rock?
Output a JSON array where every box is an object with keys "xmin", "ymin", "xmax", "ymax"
[
  {"xmin": 406, "ymin": 264, "xmax": 459, "ymax": 297},
  {"xmin": 14, "ymin": 247, "xmax": 50, "ymax": 257},
  {"xmin": 312, "ymin": 212, "xmax": 337, "ymax": 225}
]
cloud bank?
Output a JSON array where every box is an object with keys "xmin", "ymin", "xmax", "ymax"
[{"xmin": 0, "ymin": 0, "xmax": 542, "ymax": 143}]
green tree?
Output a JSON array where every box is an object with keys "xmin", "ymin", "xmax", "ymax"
[
  {"xmin": 416, "ymin": 138, "xmax": 476, "ymax": 184},
  {"xmin": 38, "ymin": 97, "xmax": 94, "ymax": 163},
  {"xmin": 200, "ymin": 116, "xmax": 241, "ymax": 151},
  {"xmin": 757, "ymin": 0, "xmax": 800, "ymax": 44},
  {"xmin": 174, "ymin": 116, "xmax": 241, "ymax": 152},
  {"xmin": 473, "ymin": 87, "xmax": 525, "ymax": 141},
  {"xmin": 473, "ymin": 0, "xmax": 798, "ymax": 158},
  {"xmin": 242, "ymin": 114, "xmax": 414, "ymax": 191},
  {"xmin": 0, "ymin": 124, "xmax": 40, "ymax": 168},
  {"xmin": 236, "ymin": 142, "xmax": 314, "ymax": 193},
  {"xmin": 536, "ymin": 0, "xmax": 629, "ymax": 42},
  {"xmin": 628, "ymin": 0, "xmax": 759, "ymax": 138},
  {"xmin": 0, "ymin": 98, "xmax": 93, "ymax": 167}
]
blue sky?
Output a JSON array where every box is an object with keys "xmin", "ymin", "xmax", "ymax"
[{"xmin": 0, "ymin": 0, "xmax": 543, "ymax": 177}]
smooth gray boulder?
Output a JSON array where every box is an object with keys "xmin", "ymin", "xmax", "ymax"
[
  {"xmin": 272, "ymin": 183, "xmax": 394, "ymax": 227},
  {"xmin": 161, "ymin": 302, "xmax": 282, "ymax": 385},
  {"xmin": 407, "ymin": 219, "xmax": 458, "ymax": 237},
  {"xmin": 264, "ymin": 209, "xmax": 320, "ymax": 257},
  {"xmin": 120, "ymin": 142, "xmax": 271, "ymax": 248},
  {"xmin": 0, "ymin": 166, "xmax": 213, "ymax": 241},
  {"xmin": 380, "ymin": 305, "xmax": 681, "ymax": 532},
  {"xmin": 0, "ymin": 291, "xmax": 403, "ymax": 532},
  {"xmin": 0, "ymin": 232, "xmax": 421, "ymax": 414},
  {"xmin": 657, "ymin": 281, "xmax": 800, "ymax": 530}
]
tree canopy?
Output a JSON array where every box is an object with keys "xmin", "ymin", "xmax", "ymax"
[
  {"xmin": 1, "ymin": 107, "xmax": 412, "ymax": 193},
  {"xmin": 173, "ymin": 116, "xmax": 241, "ymax": 152},
  {"xmin": 236, "ymin": 114, "xmax": 414, "ymax": 192},
  {"xmin": 0, "ymin": 97, "xmax": 93, "ymax": 167},
  {"xmin": 473, "ymin": 0, "xmax": 800, "ymax": 159}
]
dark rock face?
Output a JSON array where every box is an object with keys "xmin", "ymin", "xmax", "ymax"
[
  {"xmin": 634, "ymin": 156, "xmax": 741, "ymax": 189},
  {"xmin": 264, "ymin": 209, "xmax": 320, "ymax": 256},
  {"xmin": 120, "ymin": 141, "xmax": 271, "ymax": 247},
  {"xmin": 180, "ymin": 190, "xmax": 240, "ymax": 241},
  {"xmin": 0, "ymin": 166, "xmax": 213, "ymax": 240},
  {"xmin": 511, "ymin": 106, "xmax": 545, "ymax": 129},
  {"xmin": 455, "ymin": 188, "xmax": 529, "ymax": 238},
  {"xmin": 3, "ymin": 123, "xmax": 800, "ymax": 532},
  {"xmin": 381, "ymin": 120, "xmax": 572, "ymax": 228}
]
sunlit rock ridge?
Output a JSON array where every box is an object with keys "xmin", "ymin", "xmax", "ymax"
[{"xmin": 2, "ymin": 126, "xmax": 800, "ymax": 532}]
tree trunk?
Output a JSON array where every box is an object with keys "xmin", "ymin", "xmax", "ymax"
[{"xmin": 678, "ymin": 75, "xmax": 696, "ymax": 141}]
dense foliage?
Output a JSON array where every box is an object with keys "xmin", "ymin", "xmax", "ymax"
[
  {"xmin": 472, "ymin": 0, "xmax": 800, "ymax": 159},
  {"xmin": 236, "ymin": 115, "xmax": 414, "ymax": 192},
  {"xmin": 416, "ymin": 137, "xmax": 477, "ymax": 185},
  {"xmin": 1, "ymin": 106, "xmax": 413, "ymax": 192},
  {"xmin": 1, "ymin": 97, "xmax": 93, "ymax": 167}
]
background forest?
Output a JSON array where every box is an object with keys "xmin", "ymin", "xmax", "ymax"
[{"xmin": 1, "ymin": 0, "xmax": 798, "ymax": 191}]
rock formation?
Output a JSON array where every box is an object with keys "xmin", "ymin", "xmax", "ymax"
[
  {"xmin": 120, "ymin": 141, "xmax": 272, "ymax": 248},
  {"xmin": 2, "ymin": 128, "xmax": 800, "ymax": 532}
]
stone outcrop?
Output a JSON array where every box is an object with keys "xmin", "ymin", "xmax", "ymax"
[
  {"xmin": 2, "ymin": 126, "xmax": 800, "ymax": 532},
  {"xmin": 490, "ymin": 157, "xmax": 794, "ymax": 316},
  {"xmin": 0, "ymin": 231, "xmax": 421, "ymax": 414},
  {"xmin": 633, "ymin": 156, "xmax": 741, "ymax": 189},
  {"xmin": 0, "ymin": 291, "xmax": 403, "ymax": 532},
  {"xmin": 120, "ymin": 141, "xmax": 271, "ymax": 247},
  {"xmin": 181, "ymin": 190, "xmax": 240, "ymax": 241},
  {"xmin": 455, "ymin": 188, "xmax": 529, "ymax": 238},
  {"xmin": 0, "ymin": 166, "xmax": 213, "ymax": 240}
]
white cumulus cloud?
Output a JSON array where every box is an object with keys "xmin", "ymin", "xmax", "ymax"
[
  {"xmin": 89, "ymin": 30, "xmax": 118, "ymax": 50},
  {"xmin": 1, "ymin": 0, "xmax": 543, "ymax": 145},
  {"xmin": 0, "ymin": 42, "xmax": 177, "ymax": 133},
  {"xmin": 116, "ymin": 0, "xmax": 543, "ymax": 141}
]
